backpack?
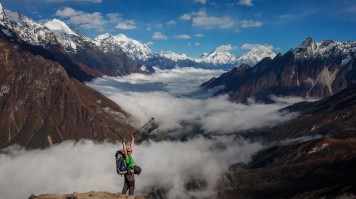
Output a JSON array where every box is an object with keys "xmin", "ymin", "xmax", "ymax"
[{"xmin": 115, "ymin": 150, "xmax": 128, "ymax": 175}]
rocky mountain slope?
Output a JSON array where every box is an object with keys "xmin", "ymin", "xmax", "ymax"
[
  {"xmin": 215, "ymin": 84, "xmax": 356, "ymax": 198},
  {"xmin": 202, "ymin": 37, "xmax": 356, "ymax": 102},
  {"xmin": 0, "ymin": 4, "xmax": 139, "ymax": 78},
  {"xmin": 0, "ymin": 6, "xmax": 101, "ymax": 82},
  {"xmin": 94, "ymin": 33, "xmax": 152, "ymax": 65},
  {"xmin": 45, "ymin": 20, "xmax": 139, "ymax": 76},
  {"xmin": 0, "ymin": 30, "xmax": 133, "ymax": 149}
]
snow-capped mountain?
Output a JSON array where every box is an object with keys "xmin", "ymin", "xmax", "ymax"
[
  {"xmin": 195, "ymin": 44, "xmax": 276, "ymax": 68},
  {"xmin": 0, "ymin": 3, "xmax": 276, "ymax": 73},
  {"xmin": 293, "ymin": 37, "xmax": 356, "ymax": 64},
  {"xmin": 197, "ymin": 45, "xmax": 238, "ymax": 65},
  {"xmin": 0, "ymin": 4, "xmax": 58, "ymax": 48},
  {"xmin": 157, "ymin": 51, "xmax": 193, "ymax": 62},
  {"xmin": 44, "ymin": 19, "xmax": 139, "ymax": 76},
  {"xmin": 237, "ymin": 44, "xmax": 276, "ymax": 66},
  {"xmin": 93, "ymin": 32, "xmax": 276, "ymax": 70},
  {"xmin": 44, "ymin": 19, "xmax": 91, "ymax": 53},
  {"xmin": 94, "ymin": 33, "xmax": 152, "ymax": 63},
  {"xmin": 202, "ymin": 37, "xmax": 356, "ymax": 102}
]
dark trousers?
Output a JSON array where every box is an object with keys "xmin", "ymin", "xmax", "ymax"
[{"xmin": 122, "ymin": 173, "xmax": 135, "ymax": 195}]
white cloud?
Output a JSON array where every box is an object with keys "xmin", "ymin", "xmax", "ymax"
[
  {"xmin": 152, "ymin": 32, "xmax": 168, "ymax": 40},
  {"xmin": 240, "ymin": 20, "xmax": 263, "ymax": 28},
  {"xmin": 69, "ymin": 12, "xmax": 104, "ymax": 28},
  {"xmin": 182, "ymin": 9, "xmax": 235, "ymax": 29},
  {"xmin": 193, "ymin": 16, "xmax": 234, "ymax": 29},
  {"xmin": 0, "ymin": 67, "xmax": 309, "ymax": 199},
  {"xmin": 179, "ymin": 13, "xmax": 192, "ymax": 21},
  {"xmin": 277, "ymin": 14, "xmax": 296, "ymax": 23},
  {"xmin": 193, "ymin": 0, "xmax": 207, "ymax": 4},
  {"xmin": 55, "ymin": 7, "xmax": 105, "ymax": 30},
  {"xmin": 215, "ymin": 44, "xmax": 236, "ymax": 53},
  {"xmin": 166, "ymin": 20, "xmax": 177, "ymax": 25},
  {"xmin": 106, "ymin": 13, "xmax": 121, "ymax": 23},
  {"xmin": 173, "ymin": 34, "xmax": 191, "ymax": 39},
  {"xmin": 195, "ymin": 33, "xmax": 204, "ymax": 38},
  {"xmin": 55, "ymin": 7, "xmax": 136, "ymax": 30},
  {"xmin": 86, "ymin": 67, "xmax": 303, "ymax": 134},
  {"xmin": 242, "ymin": 43, "xmax": 273, "ymax": 50},
  {"xmin": 146, "ymin": 41, "xmax": 154, "ymax": 46},
  {"xmin": 115, "ymin": 20, "xmax": 136, "ymax": 30},
  {"xmin": 55, "ymin": 7, "xmax": 76, "ymax": 18},
  {"xmin": 0, "ymin": 137, "xmax": 262, "ymax": 199},
  {"xmin": 188, "ymin": 42, "xmax": 201, "ymax": 46},
  {"xmin": 237, "ymin": 0, "xmax": 253, "ymax": 6}
]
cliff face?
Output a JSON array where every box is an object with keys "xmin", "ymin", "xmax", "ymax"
[{"xmin": 0, "ymin": 37, "xmax": 134, "ymax": 149}]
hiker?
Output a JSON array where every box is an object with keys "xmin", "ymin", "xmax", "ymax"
[{"xmin": 121, "ymin": 134, "xmax": 136, "ymax": 195}]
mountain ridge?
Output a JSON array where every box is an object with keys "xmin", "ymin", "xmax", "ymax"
[
  {"xmin": 0, "ymin": 14, "xmax": 134, "ymax": 149},
  {"xmin": 202, "ymin": 37, "xmax": 356, "ymax": 102}
]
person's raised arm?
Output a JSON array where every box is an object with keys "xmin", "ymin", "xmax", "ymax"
[
  {"xmin": 122, "ymin": 139, "xmax": 128, "ymax": 157},
  {"xmin": 130, "ymin": 134, "xmax": 135, "ymax": 150}
]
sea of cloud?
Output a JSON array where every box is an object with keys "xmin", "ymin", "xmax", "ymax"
[
  {"xmin": 86, "ymin": 67, "xmax": 303, "ymax": 135},
  {"xmin": 0, "ymin": 67, "xmax": 307, "ymax": 198},
  {"xmin": 0, "ymin": 138, "xmax": 262, "ymax": 198}
]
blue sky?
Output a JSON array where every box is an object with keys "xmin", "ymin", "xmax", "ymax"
[{"xmin": 1, "ymin": 0, "xmax": 356, "ymax": 57}]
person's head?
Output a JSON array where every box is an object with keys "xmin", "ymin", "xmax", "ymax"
[{"xmin": 126, "ymin": 147, "xmax": 132, "ymax": 155}]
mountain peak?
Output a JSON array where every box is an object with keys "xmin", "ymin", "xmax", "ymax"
[
  {"xmin": 198, "ymin": 45, "xmax": 237, "ymax": 65},
  {"xmin": 96, "ymin": 33, "xmax": 113, "ymax": 40},
  {"xmin": 94, "ymin": 33, "xmax": 151, "ymax": 62},
  {"xmin": 293, "ymin": 37, "xmax": 319, "ymax": 57},
  {"xmin": 0, "ymin": 4, "xmax": 5, "ymax": 22},
  {"xmin": 299, "ymin": 36, "xmax": 317, "ymax": 48},
  {"xmin": 158, "ymin": 50, "xmax": 191, "ymax": 61},
  {"xmin": 238, "ymin": 44, "xmax": 276, "ymax": 66},
  {"xmin": 44, "ymin": 19, "xmax": 78, "ymax": 36},
  {"xmin": 0, "ymin": 6, "xmax": 58, "ymax": 47},
  {"xmin": 115, "ymin": 33, "xmax": 129, "ymax": 39},
  {"xmin": 294, "ymin": 37, "xmax": 356, "ymax": 60}
]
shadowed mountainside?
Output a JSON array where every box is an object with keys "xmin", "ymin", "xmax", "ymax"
[
  {"xmin": 0, "ymin": 35, "xmax": 134, "ymax": 149},
  {"xmin": 202, "ymin": 38, "xmax": 356, "ymax": 103},
  {"xmin": 215, "ymin": 84, "xmax": 356, "ymax": 198}
]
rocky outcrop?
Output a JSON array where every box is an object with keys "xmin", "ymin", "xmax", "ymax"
[
  {"xmin": 0, "ymin": 37, "xmax": 134, "ymax": 149},
  {"xmin": 202, "ymin": 38, "xmax": 356, "ymax": 103}
]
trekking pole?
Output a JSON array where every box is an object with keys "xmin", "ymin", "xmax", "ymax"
[{"xmin": 133, "ymin": 117, "xmax": 154, "ymax": 135}]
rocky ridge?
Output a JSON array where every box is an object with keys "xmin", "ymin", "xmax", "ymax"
[
  {"xmin": 0, "ymin": 5, "xmax": 139, "ymax": 78},
  {"xmin": 202, "ymin": 37, "xmax": 356, "ymax": 102},
  {"xmin": 93, "ymin": 32, "xmax": 276, "ymax": 70},
  {"xmin": 44, "ymin": 19, "xmax": 139, "ymax": 76}
]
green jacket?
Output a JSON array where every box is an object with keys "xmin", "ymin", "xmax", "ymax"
[{"xmin": 125, "ymin": 155, "xmax": 135, "ymax": 169}]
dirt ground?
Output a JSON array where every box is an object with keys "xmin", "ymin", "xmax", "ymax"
[{"xmin": 29, "ymin": 191, "xmax": 145, "ymax": 199}]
